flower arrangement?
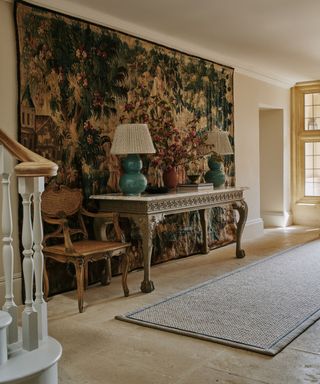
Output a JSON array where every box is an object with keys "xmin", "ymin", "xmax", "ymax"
[
  {"xmin": 147, "ymin": 97, "xmax": 208, "ymax": 171},
  {"xmin": 120, "ymin": 88, "xmax": 208, "ymax": 172},
  {"xmin": 150, "ymin": 121, "xmax": 205, "ymax": 170}
]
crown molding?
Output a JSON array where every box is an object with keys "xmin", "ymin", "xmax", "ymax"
[
  {"xmin": 235, "ymin": 67, "xmax": 293, "ymax": 89},
  {"xmin": 16, "ymin": 0, "xmax": 293, "ymax": 89}
]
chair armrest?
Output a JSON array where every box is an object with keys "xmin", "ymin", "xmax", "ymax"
[
  {"xmin": 62, "ymin": 222, "xmax": 77, "ymax": 253},
  {"xmin": 43, "ymin": 215, "xmax": 76, "ymax": 253},
  {"xmin": 112, "ymin": 213, "xmax": 125, "ymax": 242},
  {"xmin": 81, "ymin": 209, "xmax": 125, "ymax": 242},
  {"xmin": 80, "ymin": 207, "xmax": 114, "ymax": 220}
]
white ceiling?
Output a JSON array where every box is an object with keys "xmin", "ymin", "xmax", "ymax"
[{"xmin": 43, "ymin": 0, "xmax": 320, "ymax": 86}]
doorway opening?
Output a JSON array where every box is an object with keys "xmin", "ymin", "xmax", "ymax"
[{"xmin": 259, "ymin": 108, "xmax": 286, "ymax": 227}]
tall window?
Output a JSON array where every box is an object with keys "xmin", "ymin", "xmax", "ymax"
[{"xmin": 292, "ymin": 81, "xmax": 320, "ymax": 204}]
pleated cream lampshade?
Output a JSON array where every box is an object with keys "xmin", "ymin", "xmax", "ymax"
[
  {"xmin": 206, "ymin": 127, "xmax": 233, "ymax": 155},
  {"xmin": 111, "ymin": 123, "xmax": 155, "ymax": 154}
]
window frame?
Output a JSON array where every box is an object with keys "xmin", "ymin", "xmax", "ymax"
[{"xmin": 292, "ymin": 80, "xmax": 320, "ymax": 205}]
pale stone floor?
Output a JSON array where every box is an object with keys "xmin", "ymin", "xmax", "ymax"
[{"xmin": 47, "ymin": 226, "xmax": 320, "ymax": 384}]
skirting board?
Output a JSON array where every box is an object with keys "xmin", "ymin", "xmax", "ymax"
[
  {"xmin": 0, "ymin": 273, "xmax": 22, "ymax": 306},
  {"xmin": 261, "ymin": 210, "xmax": 293, "ymax": 227}
]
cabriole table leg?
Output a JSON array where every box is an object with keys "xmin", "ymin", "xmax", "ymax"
[{"xmin": 232, "ymin": 199, "xmax": 248, "ymax": 259}]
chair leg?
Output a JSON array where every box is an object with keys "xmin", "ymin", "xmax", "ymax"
[
  {"xmin": 74, "ymin": 258, "xmax": 85, "ymax": 313},
  {"xmin": 84, "ymin": 263, "xmax": 89, "ymax": 290},
  {"xmin": 121, "ymin": 251, "xmax": 129, "ymax": 297},
  {"xmin": 43, "ymin": 258, "xmax": 49, "ymax": 300}
]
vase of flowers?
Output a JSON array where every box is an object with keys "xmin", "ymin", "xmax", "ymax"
[
  {"xmin": 147, "ymin": 98, "xmax": 207, "ymax": 186},
  {"xmin": 162, "ymin": 166, "xmax": 179, "ymax": 189}
]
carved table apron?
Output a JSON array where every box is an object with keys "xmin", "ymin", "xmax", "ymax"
[{"xmin": 91, "ymin": 188, "xmax": 248, "ymax": 293}]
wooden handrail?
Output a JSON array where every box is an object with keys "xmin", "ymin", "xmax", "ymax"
[{"xmin": 0, "ymin": 129, "xmax": 58, "ymax": 177}]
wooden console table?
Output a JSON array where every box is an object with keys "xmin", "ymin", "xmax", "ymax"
[{"xmin": 91, "ymin": 188, "xmax": 248, "ymax": 293}]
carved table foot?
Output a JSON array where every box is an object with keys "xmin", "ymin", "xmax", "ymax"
[
  {"xmin": 232, "ymin": 199, "xmax": 248, "ymax": 259},
  {"xmin": 236, "ymin": 249, "xmax": 246, "ymax": 258},
  {"xmin": 140, "ymin": 279, "xmax": 155, "ymax": 293}
]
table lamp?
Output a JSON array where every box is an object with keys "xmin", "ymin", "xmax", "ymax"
[
  {"xmin": 110, "ymin": 123, "xmax": 155, "ymax": 195},
  {"xmin": 204, "ymin": 127, "xmax": 233, "ymax": 188}
]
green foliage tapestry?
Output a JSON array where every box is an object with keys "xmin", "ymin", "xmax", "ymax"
[{"xmin": 15, "ymin": 1, "xmax": 236, "ymax": 294}]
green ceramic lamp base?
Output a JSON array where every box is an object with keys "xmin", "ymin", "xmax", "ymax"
[
  {"xmin": 204, "ymin": 156, "xmax": 226, "ymax": 188},
  {"xmin": 119, "ymin": 154, "xmax": 147, "ymax": 195}
]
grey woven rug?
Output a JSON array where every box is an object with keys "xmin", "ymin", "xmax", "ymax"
[{"xmin": 117, "ymin": 240, "xmax": 320, "ymax": 355}]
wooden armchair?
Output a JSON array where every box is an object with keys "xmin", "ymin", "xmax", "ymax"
[{"xmin": 41, "ymin": 185, "xmax": 130, "ymax": 313}]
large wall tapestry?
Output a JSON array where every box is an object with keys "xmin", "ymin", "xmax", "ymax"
[{"xmin": 15, "ymin": 1, "xmax": 236, "ymax": 294}]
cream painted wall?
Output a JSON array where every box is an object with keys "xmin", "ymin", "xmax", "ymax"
[
  {"xmin": 259, "ymin": 109, "xmax": 291, "ymax": 227},
  {"xmin": 234, "ymin": 73, "xmax": 291, "ymax": 237},
  {"xmin": 260, "ymin": 109, "xmax": 284, "ymax": 213},
  {"xmin": 0, "ymin": 0, "xmax": 22, "ymax": 306},
  {"xmin": 0, "ymin": 0, "xmax": 292, "ymax": 304}
]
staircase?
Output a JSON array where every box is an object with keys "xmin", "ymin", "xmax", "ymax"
[{"xmin": 0, "ymin": 129, "xmax": 62, "ymax": 384}]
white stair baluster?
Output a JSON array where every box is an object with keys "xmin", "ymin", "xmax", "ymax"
[
  {"xmin": 19, "ymin": 177, "xmax": 39, "ymax": 351},
  {"xmin": 0, "ymin": 145, "xmax": 18, "ymax": 344},
  {"xmin": 0, "ymin": 310, "xmax": 12, "ymax": 365},
  {"xmin": 33, "ymin": 176, "xmax": 47, "ymax": 340}
]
